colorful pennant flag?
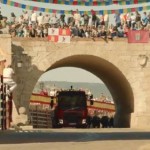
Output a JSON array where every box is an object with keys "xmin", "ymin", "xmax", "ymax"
[
  {"xmin": 25, "ymin": 0, "xmax": 150, "ymax": 6},
  {"xmin": 1, "ymin": 0, "xmax": 150, "ymax": 15}
]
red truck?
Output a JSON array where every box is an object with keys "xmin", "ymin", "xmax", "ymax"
[{"xmin": 51, "ymin": 90, "xmax": 88, "ymax": 128}]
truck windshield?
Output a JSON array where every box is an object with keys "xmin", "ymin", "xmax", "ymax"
[{"xmin": 58, "ymin": 93, "xmax": 87, "ymax": 110}]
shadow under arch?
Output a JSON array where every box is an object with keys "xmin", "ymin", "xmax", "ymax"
[{"xmin": 48, "ymin": 55, "xmax": 134, "ymax": 128}]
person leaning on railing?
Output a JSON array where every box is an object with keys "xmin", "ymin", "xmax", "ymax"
[{"xmin": 3, "ymin": 64, "xmax": 17, "ymax": 96}]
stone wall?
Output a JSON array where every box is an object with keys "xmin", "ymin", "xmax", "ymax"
[{"xmin": 1, "ymin": 35, "xmax": 150, "ymax": 128}]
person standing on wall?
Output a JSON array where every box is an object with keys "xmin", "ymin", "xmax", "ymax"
[{"xmin": 3, "ymin": 64, "xmax": 17, "ymax": 96}]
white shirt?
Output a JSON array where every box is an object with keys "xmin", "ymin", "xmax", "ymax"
[
  {"xmin": 49, "ymin": 90, "xmax": 56, "ymax": 97},
  {"xmin": 131, "ymin": 15, "xmax": 136, "ymax": 23},
  {"xmin": 3, "ymin": 67, "xmax": 14, "ymax": 82},
  {"xmin": 23, "ymin": 13, "xmax": 29, "ymax": 21},
  {"xmin": 104, "ymin": 14, "xmax": 109, "ymax": 22},
  {"xmin": 74, "ymin": 13, "xmax": 81, "ymax": 22},
  {"xmin": 31, "ymin": 12, "xmax": 37, "ymax": 22},
  {"xmin": 37, "ymin": 15, "xmax": 44, "ymax": 25},
  {"xmin": 43, "ymin": 15, "xmax": 50, "ymax": 24},
  {"xmin": 49, "ymin": 16, "xmax": 58, "ymax": 25}
]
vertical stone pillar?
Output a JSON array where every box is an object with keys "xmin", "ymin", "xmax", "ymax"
[
  {"xmin": 0, "ymin": 60, "xmax": 5, "ymax": 75},
  {"xmin": 0, "ymin": 34, "xmax": 19, "ymax": 126},
  {"xmin": 130, "ymin": 69, "xmax": 150, "ymax": 128}
]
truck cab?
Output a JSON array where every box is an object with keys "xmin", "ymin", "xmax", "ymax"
[{"xmin": 52, "ymin": 90, "xmax": 88, "ymax": 128}]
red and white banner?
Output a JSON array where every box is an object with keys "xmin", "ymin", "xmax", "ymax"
[
  {"xmin": 48, "ymin": 28, "xmax": 71, "ymax": 43},
  {"xmin": 128, "ymin": 30, "xmax": 149, "ymax": 43}
]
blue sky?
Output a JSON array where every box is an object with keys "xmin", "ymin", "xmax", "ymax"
[{"xmin": 1, "ymin": 1, "xmax": 150, "ymax": 83}]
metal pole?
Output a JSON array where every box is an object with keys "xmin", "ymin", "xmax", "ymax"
[
  {"xmin": 2, "ymin": 83, "xmax": 7, "ymax": 130},
  {"xmin": 8, "ymin": 92, "xmax": 12, "ymax": 128},
  {"xmin": 0, "ymin": 75, "xmax": 3, "ymax": 130}
]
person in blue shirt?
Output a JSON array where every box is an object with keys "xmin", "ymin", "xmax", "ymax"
[
  {"xmin": 114, "ymin": 12, "xmax": 121, "ymax": 28},
  {"xmin": 142, "ymin": 12, "xmax": 149, "ymax": 27}
]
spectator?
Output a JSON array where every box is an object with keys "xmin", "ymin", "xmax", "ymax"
[
  {"xmin": 99, "ymin": 14, "xmax": 104, "ymax": 28},
  {"xmin": 23, "ymin": 25, "xmax": 30, "ymax": 37},
  {"xmin": 43, "ymin": 25, "xmax": 48, "ymax": 37},
  {"xmin": 18, "ymin": 15, "xmax": 24, "ymax": 24},
  {"xmin": 92, "ymin": 113, "xmax": 101, "ymax": 128},
  {"xmin": 43, "ymin": 14, "xmax": 50, "ymax": 26},
  {"xmin": 123, "ymin": 23, "xmax": 129, "ymax": 37},
  {"xmin": 73, "ymin": 9, "xmax": 81, "ymax": 27},
  {"xmin": 130, "ymin": 12, "xmax": 136, "ymax": 29},
  {"xmin": 86, "ymin": 115, "xmax": 92, "ymax": 128},
  {"xmin": 0, "ymin": 11, "xmax": 3, "ymax": 21},
  {"xmin": 80, "ymin": 14, "xmax": 85, "ymax": 26},
  {"xmin": 114, "ymin": 12, "xmax": 121, "ymax": 28},
  {"xmin": 101, "ymin": 115, "xmax": 109, "ymax": 128},
  {"xmin": 83, "ymin": 12, "xmax": 89, "ymax": 26},
  {"xmin": 49, "ymin": 13, "xmax": 59, "ymax": 26},
  {"xmin": 78, "ymin": 25, "xmax": 85, "ymax": 37},
  {"xmin": 49, "ymin": 89, "xmax": 56, "ymax": 99},
  {"xmin": 108, "ymin": 115, "xmax": 114, "ymax": 128},
  {"xmin": 30, "ymin": 11, "xmax": 37, "ymax": 26},
  {"xmin": 0, "ymin": 8, "xmax": 149, "ymax": 40},
  {"xmin": 100, "ymin": 27, "xmax": 107, "ymax": 40},
  {"xmin": 120, "ymin": 13, "xmax": 126, "ymax": 26},
  {"xmin": 117, "ymin": 26, "xmax": 125, "ymax": 37},
  {"xmin": 1, "ymin": 17, "xmax": 8, "ymax": 28},
  {"xmin": 104, "ymin": 14, "xmax": 109, "ymax": 30},
  {"xmin": 16, "ymin": 24, "xmax": 24, "ymax": 37},
  {"xmin": 22, "ymin": 10, "xmax": 29, "ymax": 24},
  {"xmin": 92, "ymin": 12, "xmax": 98, "ymax": 27},
  {"xmin": 142, "ymin": 12, "xmax": 149, "ymax": 27},
  {"xmin": 67, "ymin": 10, "xmax": 75, "ymax": 26},
  {"xmin": 36, "ymin": 25, "xmax": 43, "ymax": 37},
  {"xmin": 29, "ymin": 26, "xmax": 36, "ymax": 37},
  {"xmin": 148, "ymin": 12, "xmax": 150, "ymax": 24},
  {"xmin": 37, "ymin": 12, "xmax": 44, "ymax": 26},
  {"xmin": 10, "ymin": 12, "xmax": 16, "ymax": 24},
  {"xmin": 3, "ymin": 64, "xmax": 17, "ymax": 96},
  {"xmin": 88, "ymin": 16, "xmax": 92, "ymax": 27},
  {"xmin": 59, "ymin": 14, "xmax": 66, "ymax": 27},
  {"xmin": 126, "ymin": 12, "xmax": 131, "ymax": 28},
  {"xmin": 135, "ymin": 11, "xmax": 141, "ymax": 30}
]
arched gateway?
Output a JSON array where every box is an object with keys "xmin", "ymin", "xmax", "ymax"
[
  {"xmin": 49, "ymin": 55, "xmax": 134, "ymax": 128},
  {"xmin": 1, "ymin": 34, "xmax": 150, "ymax": 128}
]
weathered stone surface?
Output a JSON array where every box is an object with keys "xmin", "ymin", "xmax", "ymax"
[{"xmin": 1, "ymin": 35, "xmax": 150, "ymax": 128}]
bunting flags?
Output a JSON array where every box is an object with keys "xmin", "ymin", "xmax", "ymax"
[
  {"xmin": 25, "ymin": 0, "xmax": 150, "ymax": 6},
  {"xmin": 1, "ymin": 0, "xmax": 150, "ymax": 15}
]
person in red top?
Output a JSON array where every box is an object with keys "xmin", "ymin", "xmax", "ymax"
[{"xmin": 40, "ymin": 89, "xmax": 48, "ymax": 96}]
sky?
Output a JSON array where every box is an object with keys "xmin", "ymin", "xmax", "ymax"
[
  {"xmin": 39, "ymin": 67, "xmax": 103, "ymax": 83},
  {"xmin": 1, "ymin": 1, "xmax": 150, "ymax": 83}
]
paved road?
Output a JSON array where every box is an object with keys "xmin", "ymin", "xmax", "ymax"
[{"xmin": 0, "ymin": 128, "xmax": 150, "ymax": 150}]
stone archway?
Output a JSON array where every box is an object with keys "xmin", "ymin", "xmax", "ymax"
[{"xmin": 46, "ymin": 55, "xmax": 134, "ymax": 128}]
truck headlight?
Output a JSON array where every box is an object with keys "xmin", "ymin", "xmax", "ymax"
[
  {"xmin": 59, "ymin": 119, "xmax": 63, "ymax": 124},
  {"xmin": 82, "ymin": 119, "xmax": 86, "ymax": 124}
]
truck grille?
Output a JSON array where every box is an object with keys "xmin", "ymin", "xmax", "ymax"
[{"xmin": 64, "ymin": 112, "xmax": 82, "ymax": 123}]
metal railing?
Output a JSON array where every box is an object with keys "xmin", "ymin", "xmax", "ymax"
[
  {"xmin": 0, "ymin": 75, "xmax": 12, "ymax": 130},
  {"xmin": 29, "ymin": 106, "xmax": 52, "ymax": 128}
]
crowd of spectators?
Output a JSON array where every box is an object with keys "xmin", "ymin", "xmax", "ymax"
[
  {"xmin": 0, "ymin": 9, "xmax": 150, "ymax": 40},
  {"xmin": 87, "ymin": 111, "xmax": 114, "ymax": 128}
]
